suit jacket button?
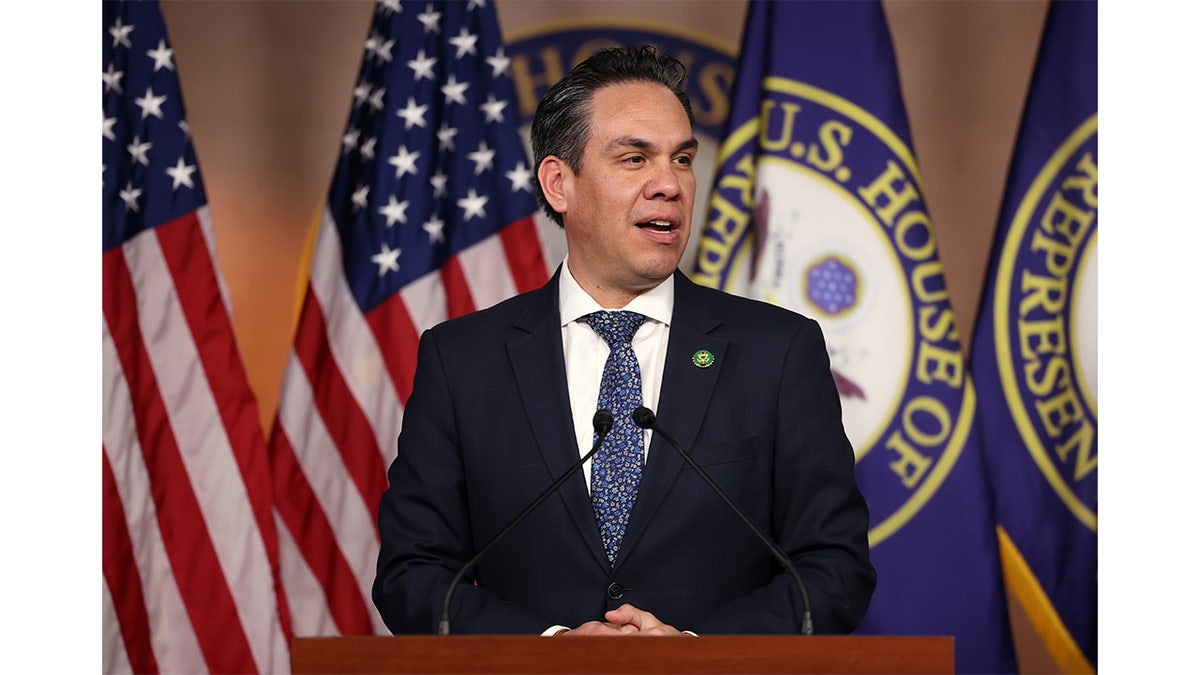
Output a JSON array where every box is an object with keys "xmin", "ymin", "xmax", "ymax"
[{"xmin": 606, "ymin": 582, "xmax": 624, "ymax": 600}]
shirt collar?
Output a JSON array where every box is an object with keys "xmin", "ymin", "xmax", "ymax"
[{"xmin": 558, "ymin": 255, "xmax": 675, "ymax": 328}]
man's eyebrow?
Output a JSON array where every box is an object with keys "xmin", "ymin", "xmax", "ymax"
[{"xmin": 606, "ymin": 136, "xmax": 700, "ymax": 154}]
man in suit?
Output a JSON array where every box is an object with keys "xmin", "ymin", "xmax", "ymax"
[{"xmin": 373, "ymin": 45, "xmax": 875, "ymax": 636}]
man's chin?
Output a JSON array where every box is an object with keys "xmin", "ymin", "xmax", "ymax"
[{"xmin": 632, "ymin": 261, "xmax": 682, "ymax": 287}]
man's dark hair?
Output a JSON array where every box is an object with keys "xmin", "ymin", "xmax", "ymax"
[{"xmin": 530, "ymin": 44, "xmax": 693, "ymax": 227}]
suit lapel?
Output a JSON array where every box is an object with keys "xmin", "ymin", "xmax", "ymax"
[
  {"xmin": 507, "ymin": 269, "xmax": 610, "ymax": 570},
  {"xmin": 616, "ymin": 272, "xmax": 726, "ymax": 568}
]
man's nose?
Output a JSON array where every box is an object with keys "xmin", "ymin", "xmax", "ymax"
[{"xmin": 644, "ymin": 160, "xmax": 682, "ymax": 200}]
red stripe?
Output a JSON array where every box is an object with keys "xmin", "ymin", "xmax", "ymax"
[
  {"xmin": 291, "ymin": 286, "xmax": 388, "ymax": 521},
  {"xmin": 440, "ymin": 255, "xmax": 477, "ymax": 320},
  {"xmin": 363, "ymin": 291, "xmax": 421, "ymax": 406},
  {"xmin": 499, "ymin": 216, "xmax": 550, "ymax": 293},
  {"xmin": 268, "ymin": 419, "xmax": 377, "ymax": 634},
  {"xmin": 103, "ymin": 246, "xmax": 257, "ymax": 673},
  {"xmin": 102, "ymin": 447, "xmax": 160, "ymax": 674},
  {"xmin": 154, "ymin": 214, "xmax": 293, "ymax": 640}
]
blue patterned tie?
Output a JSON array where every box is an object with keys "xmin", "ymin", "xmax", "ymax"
[{"xmin": 584, "ymin": 311, "xmax": 648, "ymax": 564}]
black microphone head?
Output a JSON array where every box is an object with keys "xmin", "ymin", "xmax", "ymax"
[
  {"xmin": 592, "ymin": 409, "xmax": 614, "ymax": 435},
  {"xmin": 632, "ymin": 406, "xmax": 656, "ymax": 429}
]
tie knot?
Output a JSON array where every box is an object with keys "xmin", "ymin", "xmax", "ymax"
[{"xmin": 584, "ymin": 311, "xmax": 647, "ymax": 347}]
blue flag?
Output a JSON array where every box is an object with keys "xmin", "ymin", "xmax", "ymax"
[
  {"xmin": 970, "ymin": 1, "xmax": 1098, "ymax": 671},
  {"xmin": 693, "ymin": 2, "xmax": 1015, "ymax": 671}
]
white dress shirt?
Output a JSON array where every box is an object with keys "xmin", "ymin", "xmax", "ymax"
[
  {"xmin": 541, "ymin": 261, "xmax": 676, "ymax": 636},
  {"xmin": 558, "ymin": 258, "xmax": 674, "ymax": 491}
]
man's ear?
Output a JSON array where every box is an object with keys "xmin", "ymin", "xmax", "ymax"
[{"xmin": 538, "ymin": 155, "xmax": 571, "ymax": 215}]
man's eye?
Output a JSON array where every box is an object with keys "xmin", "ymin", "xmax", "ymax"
[{"xmin": 675, "ymin": 155, "xmax": 694, "ymax": 167}]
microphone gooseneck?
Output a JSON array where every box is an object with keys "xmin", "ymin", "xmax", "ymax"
[
  {"xmin": 632, "ymin": 406, "xmax": 815, "ymax": 635},
  {"xmin": 438, "ymin": 409, "xmax": 614, "ymax": 635}
]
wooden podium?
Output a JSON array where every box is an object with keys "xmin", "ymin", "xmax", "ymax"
[{"xmin": 291, "ymin": 635, "xmax": 953, "ymax": 673}]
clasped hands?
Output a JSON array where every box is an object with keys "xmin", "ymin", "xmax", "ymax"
[{"xmin": 561, "ymin": 603, "xmax": 688, "ymax": 636}]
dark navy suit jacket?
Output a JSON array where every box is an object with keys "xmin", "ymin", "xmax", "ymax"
[{"xmin": 373, "ymin": 269, "xmax": 875, "ymax": 634}]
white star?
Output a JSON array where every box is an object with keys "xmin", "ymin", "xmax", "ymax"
[
  {"xmin": 102, "ymin": 63, "xmax": 124, "ymax": 93},
  {"xmin": 368, "ymin": 86, "xmax": 387, "ymax": 112},
  {"xmin": 103, "ymin": 116, "xmax": 117, "ymax": 142},
  {"xmin": 127, "ymin": 136, "xmax": 152, "ymax": 166},
  {"xmin": 135, "ymin": 87, "xmax": 167, "ymax": 120},
  {"xmin": 365, "ymin": 33, "xmax": 395, "ymax": 63},
  {"xmin": 505, "ymin": 162, "xmax": 533, "ymax": 192},
  {"xmin": 165, "ymin": 156, "xmax": 197, "ymax": 190},
  {"xmin": 486, "ymin": 47, "xmax": 510, "ymax": 78},
  {"xmin": 378, "ymin": 0, "xmax": 402, "ymax": 16},
  {"xmin": 418, "ymin": 4, "xmax": 442, "ymax": 33},
  {"xmin": 360, "ymin": 137, "xmax": 377, "ymax": 160},
  {"xmin": 441, "ymin": 75, "xmax": 469, "ymax": 106},
  {"xmin": 423, "ymin": 214, "xmax": 446, "ymax": 243},
  {"xmin": 436, "ymin": 124, "xmax": 458, "ymax": 152},
  {"xmin": 467, "ymin": 141, "xmax": 495, "ymax": 175},
  {"xmin": 147, "ymin": 39, "xmax": 175, "ymax": 71},
  {"xmin": 377, "ymin": 195, "xmax": 410, "ymax": 227},
  {"xmin": 342, "ymin": 128, "xmax": 360, "ymax": 154},
  {"xmin": 374, "ymin": 38, "xmax": 395, "ymax": 63},
  {"xmin": 119, "ymin": 181, "xmax": 143, "ymax": 211},
  {"xmin": 457, "ymin": 188, "xmax": 489, "ymax": 220},
  {"xmin": 430, "ymin": 171, "xmax": 448, "ymax": 198},
  {"xmin": 448, "ymin": 28, "xmax": 479, "ymax": 59},
  {"xmin": 353, "ymin": 81, "xmax": 372, "ymax": 106},
  {"xmin": 479, "ymin": 94, "xmax": 507, "ymax": 123},
  {"xmin": 110, "ymin": 18, "xmax": 134, "ymax": 49},
  {"xmin": 408, "ymin": 49, "xmax": 437, "ymax": 81},
  {"xmin": 179, "ymin": 120, "xmax": 191, "ymax": 138},
  {"xmin": 387, "ymin": 145, "xmax": 421, "ymax": 178},
  {"xmin": 371, "ymin": 242, "xmax": 401, "ymax": 276},
  {"xmin": 396, "ymin": 97, "xmax": 428, "ymax": 129},
  {"xmin": 468, "ymin": 0, "xmax": 487, "ymax": 10},
  {"xmin": 352, "ymin": 184, "xmax": 370, "ymax": 211}
]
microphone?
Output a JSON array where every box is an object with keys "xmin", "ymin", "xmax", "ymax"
[
  {"xmin": 632, "ymin": 406, "xmax": 814, "ymax": 635},
  {"xmin": 438, "ymin": 409, "xmax": 614, "ymax": 635}
]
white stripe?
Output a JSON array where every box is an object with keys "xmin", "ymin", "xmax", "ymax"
[
  {"xmin": 310, "ymin": 210, "xmax": 404, "ymax": 466},
  {"xmin": 276, "ymin": 508, "xmax": 391, "ymax": 637},
  {"xmin": 102, "ymin": 579, "xmax": 134, "ymax": 674},
  {"xmin": 399, "ymin": 269, "xmax": 448, "ymax": 337},
  {"xmin": 276, "ymin": 352, "xmax": 384, "ymax": 625},
  {"xmin": 458, "ymin": 233, "xmax": 517, "ymax": 310},
  {"xmin": 195, "ymin": 205, "xmax": 234, "ymax": 317},
  {"xmin": 122, "ymin": 232, "xmax": 285, "ymax": 673},
  {"xmin": 102, "ymin": 319, "xmax": 206, "ymax": 674},
  {"xmin": 275, "ymin": 510, "xmax": 338, "ymax": 637}
]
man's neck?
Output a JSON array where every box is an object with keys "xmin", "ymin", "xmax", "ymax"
[{"xmin": 565, "ymin": 259, "xmax": 672, "ymax": 310}]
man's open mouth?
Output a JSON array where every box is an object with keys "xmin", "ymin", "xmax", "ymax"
[{"xmin": 637, "ymin": 219, "xmax": 674, "ymax": 232}]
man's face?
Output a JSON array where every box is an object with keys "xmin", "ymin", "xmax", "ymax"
[{"xmin": 556, "ymin": 81, "xmax": 697, "ymax": 306}]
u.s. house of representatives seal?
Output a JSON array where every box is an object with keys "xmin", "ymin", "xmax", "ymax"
[
  {"xmin": 991, "ymin": 116, "xmax": 1098, "ymax": 531},
  {"xmin": 695, "ymin": 77, "xmax": 974, "ymax": 546}
]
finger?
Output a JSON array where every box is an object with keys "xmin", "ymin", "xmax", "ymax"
[
  {"xmin": 567, "ymin": 620, "xmax": 626, "ymax": 636},
  {"xmin": 632, "ymin": 624, "xmax": 683, "ymax": 636},
  {"xmin": 608, "ymin": 604, "xmax": 663, "ymax": 631},
  {"xmin": 605, "ymin": 608, "xmax": 642, "ymax": 629}
]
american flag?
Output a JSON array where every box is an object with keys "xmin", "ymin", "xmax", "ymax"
[
  {"xmin": 101, "ymin": 1, "xmax": 289, "ymax": 673},
  {"xmin": 268, "ymin": 0, "xmax": 548, "ymax": 635}
]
